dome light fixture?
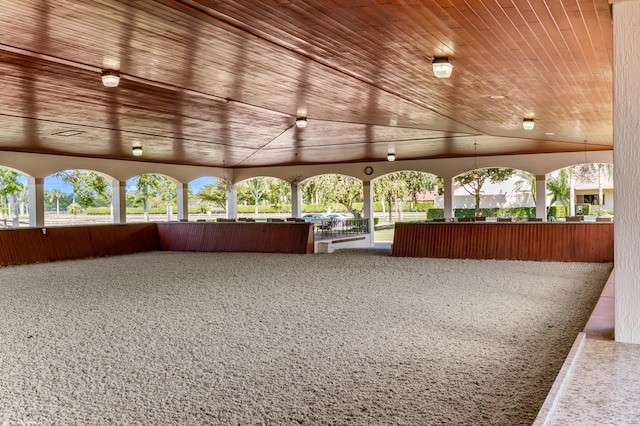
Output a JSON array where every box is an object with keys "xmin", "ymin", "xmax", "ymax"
[
  {"xmin": 132, "ymin": 144, "xmax": 143, "ymax": 156},
  {"xmin": 101, "ymin": 69, "xmax": 120, "ymax": 87},
  {"xmin": 432, "ymin": 57, "xmax": 453, "ymax": 79},
  {"xmin": 523, "ymin": 118, "xmax": 535, "ymax": 130},
  {"xmin": 295, "ymin": 117, "xmax": 308, "ymax": 128}
]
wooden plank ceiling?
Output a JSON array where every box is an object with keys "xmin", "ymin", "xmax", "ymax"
[{"xmin": 0, "ymin": 0, "xmax": 613, "ymax": 168}]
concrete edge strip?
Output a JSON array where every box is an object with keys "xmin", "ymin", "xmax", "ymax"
[{"xmin": 533, "ymin": 332, "xmax": 587, "ymax": 425}]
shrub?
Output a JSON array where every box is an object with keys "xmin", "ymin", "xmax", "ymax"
[
  {"xmin": 414, "ymin": 201, "xmax": 434, "ymax": 212},
  {"xmin": 126, "ymin": 207, "xmax": 170, "ymax": 214},
  {"xmin": 302, "ymin": 204, "xmax": 326, "ymax": 213},
  {"xmin": 427, "ymin": 208, "xmax": 444, "ymax": 219},
  {"xmin": 548, "ymin": 205, "xmax": 567, "ymax": 218},
  {"xmin": 86, "ymin": 207, "xmax": 111, "ymax": 215},
  {"xmin": 427, "ymin": 207, "xmax": 537, "ymax": 220},
  {"xmin": 496, "ymin": 207, "xmax": 536, "ymax": 219},
  {"xmin": 575, "ymin": 203, "xmax": 591, "ymax": 216}
]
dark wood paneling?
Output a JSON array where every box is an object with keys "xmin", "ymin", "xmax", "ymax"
[
  {"xmin": 0, "ymin": 221, "xmax": 313, "ymax": 267},
  {"xmin": 0, "ymin": 224, "xmax": 158, "ymax": 267},
  {"xmin": 0, "ymin": 0, "xmax": 612, "ymax": 168},
  {"xmin": 392, "ymin": 222, "xmax": 613, "ymax": 262},
  {"xmin": 156, "ymin": 222, "xmax": 314, "ymax": 254}
]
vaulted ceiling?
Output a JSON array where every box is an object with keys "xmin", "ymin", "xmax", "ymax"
[{"xmin": 0, "ymin": 0, "xmax": 613, "ymax": 169}]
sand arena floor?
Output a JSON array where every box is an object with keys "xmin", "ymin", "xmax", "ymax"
[{"xmin": 0, "ymin": 250, "xmax": 612, "ymax": 425}]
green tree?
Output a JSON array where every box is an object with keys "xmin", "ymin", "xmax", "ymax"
[
  {"xmin": 67, "ymin": 201, "xmax": 83, "ymax": 217},
  {"xmin": 398, "ymin": 171, "xmax": 437, "ymax": 211},
  {"xmin": 45, "ymin": 189, "xmax": 65, "ymax": 216},
  {"xmin": 265, "ymin": 178, "xmax": 290, "ymax": 213},
  {"xmin": 326, "ymin": 175, "xmax": 362, "ymax": 213},
  {"xmin": 456, "ymin": 168, "xmax": 515, "ymax": 217},
  {"xmin": 130, "ymin": 174, "xmax": 176, "ymax": 221},
  {"xmin": 55, "ymin": 170, "xmax": 109, "ymax": 211},
  {"xmin": 0, "ymin": 168, "xmax": 26, "ymax": 227},
  {"xmin": 513, "ymin": 171, "xmax": 536, "ymax": 204},
  {"xmin": 301, "ymin": 178, "xmax": 320, "ymax": 205},
  {"xmin": 375, "ymin": 174, "xmax": 408, "ymax": 222},
  {"xmin": 238, "ymin": 178, "xmax": 268, "ymax": 215},
  {"xmin": 196, "ymin": 180, "xmax": 229, "ymax": 212},
  {"xmin": 546, "ymin": 168, "xmax": 571, "ymax": 213},
  {"xmin": 299, "ymin": 174, "xmax": 362, "ymax": 213}
]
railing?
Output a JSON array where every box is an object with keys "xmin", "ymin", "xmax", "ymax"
[{"xmin": 314, "ymin": 218, "xmax": 369, "ymax": 240}]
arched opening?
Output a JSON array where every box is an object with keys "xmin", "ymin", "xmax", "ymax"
[
  {"xmin": 449, "ymin": 167, "xmax": 519, "ymax": 219},
  {"xmin": 372, "ymin": 171, "xmax": 438, "ymax": 242},
  {"xmin": 189, "ymin": 176, "xmax": 225, "ymax": 221},
  {"xmin": 301, "ymin": 173, "xmax": 361, "ymax": 217},
  {"xmin": 547, "ymin": 163, "xmax": 614, "ymax": 221},
  {"xmin": 44, "ymin": 169, "xmax": 112, "ymax": 226},
  {"xmin": 235, "ymin": 176, "xmax": 292, "ymax": 220},
  {"xmin": 126, "ymin": 173, "xmax": 178, "ymax": 223},
  {"xmin": 0, "ymin": 167, "xmax": 29, "ymax": 228}
]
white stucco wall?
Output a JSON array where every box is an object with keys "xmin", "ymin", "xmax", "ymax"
[{"xmin": 613, "ymin": 0, "xmax": 640, "ymax": 344}]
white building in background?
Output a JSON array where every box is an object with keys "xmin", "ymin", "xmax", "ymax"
[
  {"xmin": 433, "ymin": 169, "xmax": 614, "ymax": 213},
  {"xmin": 574, "ymin": 177, "xmax": 614, "ymax": 212},
  {"xmin": 434, "ymin": 173, "xmax": 534, "ymax": 210}
]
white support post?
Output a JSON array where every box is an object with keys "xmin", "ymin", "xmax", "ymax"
[
  {"xmin": 227, "ymin": 184, "xmax": 238, "ymax": 220},
  {"xmin": 535, "ymin": 175, "xmax": 547, "ymax": 221},
  {"xmin": 111, "ymin": 179, "xmax": 127, "ymax": 224},
  {"xmin": 291, "ymin": 182, "xmax": 302, "ymax": 218},
  {"xmin": 176, "ymin": 182, "xmax": 188, "ymax": 222},
  {"xmin": 27, "ymin": 177, "xmax": 44, "ymax": 227},
  {"xmin": 443, "ymin": 177, "xmax": 454, "ymax": 220},
  {"xmin": 613, "ymin": 0, "xmax": 640, "ymax": 344},
  {"xmin": 363, "ymin": 180, "xmax": 374, "ymax": 246}
]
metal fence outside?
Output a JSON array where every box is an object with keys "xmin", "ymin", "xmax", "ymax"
[{"xmin": 313, "ymin": 218, "xmax": 369, "ymax": 240}]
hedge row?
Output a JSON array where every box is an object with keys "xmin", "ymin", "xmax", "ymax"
[
  {"xmin": 87, "ymin": 207, "xmax": 172, "ymax": 215},
  {"xmin": 88, "ymin": 203, "xmax": 597, "ymax": 218},
  {"xmin": 425, "ymin": 205, "xmax": 612, "ymax": 219},
  {"xmin": 427, "ymin": 207, "xmax": 537, "ymax": 220},
  {"xmin": 548, "ymin": 204, "xmax": 593, "ymax": 217}
]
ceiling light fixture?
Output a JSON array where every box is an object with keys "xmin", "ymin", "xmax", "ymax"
[
  {"xmin": 132, "ymin": 144, "xmax": 143, "ymax": 156},
  {"xmin": 432, "ymin": 57, "xmax": 453, "ymax": 79},
  {"xmin": 387, "ymin": 152, "xmax": 395, "ymax": 162},
  {"xmin": 523, "ymin": 118, "xmax": 535, "ymax": 130},
  {"xmin": 101, "ymin": 70, "xmax": 120, "ymax": 87},
  {"xmin": 295, "ymin": 117, "xmax": 308, "ymax": 128},
  {"xmin": 581, "ymin": 140, "xmax": 590, "ymax": 177}
]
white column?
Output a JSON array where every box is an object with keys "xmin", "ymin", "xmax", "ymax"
[
  {"xmin": 535, "ymin": 175, "xmax": 547, "ymax": 221},
  {"xmin": 27, "ymin": 177, "xmax": 44, "ymax": 227},
  {"xmin": 176, "ymin": 182, "xmax": 188, "ymax": 222},
  {"xmin": 291, "ymin": 182, "xmax": 302, "ymax": 218},
  {"xmin": 443, "ymin": 177, "xmax": 454, "ymax": 220},
  {"xmin": 614, "ymin": 0, "xmax": 640, "ymax": 344},
  {"xmin": 569, "ymin": 173, "xmax": 575, "ymax": 216},
  {"xmin": 111, "ymin": 180, "xmax": 126, "ymax": 224},
  {"xmin": 227, "ymin": 184, "xmax": 238, "ymax": 220},
  {"xmin": 363, "ymin": 180, "xmax": 374, "ymax": 246}
]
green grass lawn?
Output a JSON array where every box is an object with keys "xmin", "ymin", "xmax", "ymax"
[{"xmin": 374, "ymin": 227, "xmax": 395, "ymax": 242}]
